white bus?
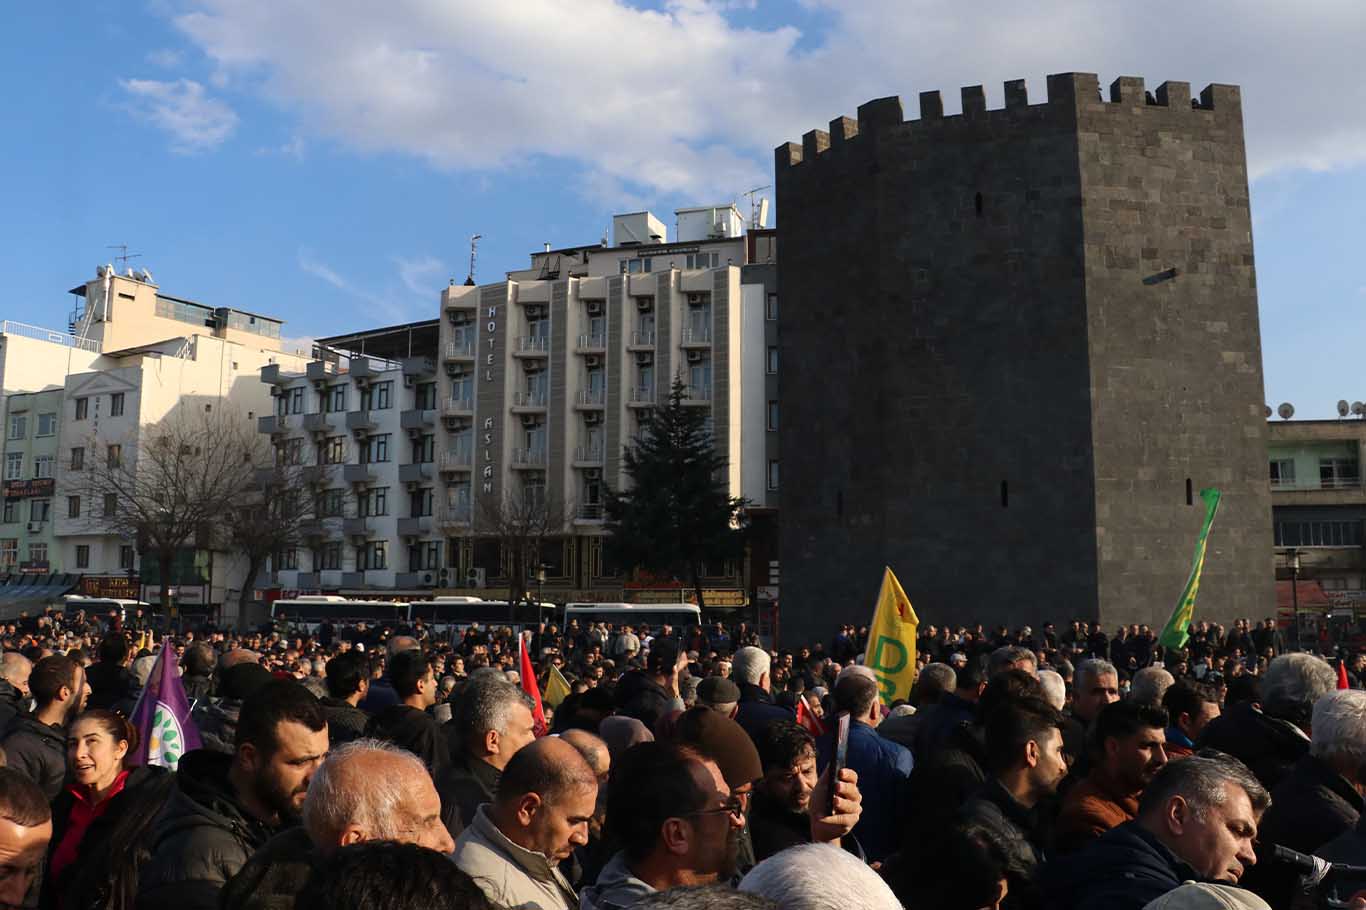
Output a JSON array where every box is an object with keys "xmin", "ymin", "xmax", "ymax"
[
  {"xmin": 410, "ymin": 597, "xmax": 556, "ymax": 631},
  {"xmin": 269, "ymin": 596, "xmax": 411, "ymax": 629},
  {"xmin": 563, "ymin": 602, "xmax": 702, "ymax": 632}
]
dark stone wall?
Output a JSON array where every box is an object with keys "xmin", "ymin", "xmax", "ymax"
[{"xmin": 775, "ymin": 73, "xmax": 1272, "ymax": 648}]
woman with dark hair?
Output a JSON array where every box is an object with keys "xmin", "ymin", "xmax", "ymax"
[{"xmin": 43, "ymin": 709, "xmax": 176, "ymax": 910}]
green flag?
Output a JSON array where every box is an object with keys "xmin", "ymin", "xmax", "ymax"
[{"xmin": 1158, "ymin": 488, "xmax": 1223, "ymax": 650}]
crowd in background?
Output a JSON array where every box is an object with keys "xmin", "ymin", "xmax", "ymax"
[{"xmin": 0, "ymin": 605, "xmax": 1361, "ymax": 910}]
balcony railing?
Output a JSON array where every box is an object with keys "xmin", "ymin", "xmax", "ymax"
[
  {"xmin": 629, "ymin": 387, "xmax": 655, "ymax": 405},
  {"xmin": 511, "ymin": 448, "xmax": 548, "ymax": 467},
  {"xmin": 680, "ymin": 385, "xmax": 712, "ymax": 403},
  {"xmin": 630, "ymin": 330, "xmax": 656, "ymax": 348},
  {"xmin": 440, "ymin": 448, "xmax": 473, "ymax": 470},
  {"xmin": 437, "ymin": 503, "xmax": 472, "ymax": 526},
  {"xmin": 573, "ymin": 446, "xmax": 604, "ymax": 464},
  {"xmin": 576, "ymin": 503, "xmax": 605, "ymax": 521},
  {"xmin": 1271, "ymin": 476, "xmax": 1362, "ymax": 492},
  {"xmin": 513, "ymin": 391, "xmax": 548, "ymax": 409},
  {"xmin": 442, "ymin": 398, "xmax": 475, "ymax": 417},
  {"xmin": 444, "ymin": 340, "xmax": 475, "ymax": 360},
  {"xmin": 576, "ymin": 388, "xmax": 606, "ymax": 407},
  {"xmin": 576, "ymin": 334, "xmax": 606, "ymax": 352},
  {"xmin": 515, "ymin": 336, "xmax": 550, "ymax": 355},
  {"xmin": 681, "ymin": 327, "xmax": 712, "ymax": 346}
]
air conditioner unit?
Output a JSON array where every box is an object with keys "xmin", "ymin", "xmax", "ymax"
[
  {"xmin": 406, "ymin": 481, "xmax": 419, "ymax": 492},
  {"xmin": 467, "ymin": 567, "xmax": 487, "ymax": 588},
  {"xmin": 521, "ymin": 414, "xmax": 539, "ymax": 427},
  {"xmin": 270, "ymin": 387, "xmax": 284, "ymax": 397},
  {"xmin": 635, "ymin": 352, "xmax": 654, "ymax": 365},
  {"xmin": 687, "ymin": 293, "xmax": 704, "ymax": 305},
  {"xmin": 422, "ymin": 572, "xmax": 434, "ymax": 587},
  {"xmin": 687, "ymin": 349, "xmax": 704, "ymax": 363},
  {"xmin": 586, "ymin": 300, "xmax": 603, "ymax": 316},
  {"xmin": 585, "ymin": 468, "xmax": 601, "ymax": 481},
  {"xmin": 636, "ymin": 297, "xmax": 653, "ymax": 312},
  {"xmin": 526, "ymin": 304, "xmax": 546, "ymax": 318},
  {"xmin": 442, "ymin": 415, "xmax": 460, "ymax": 430},
  {"xmin": 26, "ymin": 522, "xmax": 43, "ymax": 533},
  {"xmin": 584, "ymin": 412, "xmax": 602, "ymax": 425},
  {"xmin": 585, "ymin": 355, "xmax": 601, "ymax": 368},
  {"xmin": 445, "ymin": 363, "xmax": 460, "ymax": 377},
  {"xmin": 403, "ymin": 375, "xmax": 415, "ymax": 388}
]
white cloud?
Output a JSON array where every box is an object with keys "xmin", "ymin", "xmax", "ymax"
[
  {"xmin": 255, "ymin": 135, "xmax": 306, "ymax": 160},
  {"xmin": 395, "ymin": 256, "xmax": 447, "ymax": 297},
  {"xmin": 297, "ymin": 249, "xmax": 416, "ymax": 323},
  {"xmin": 297, "ymin": 250, "xmax": 346, "ymax": 289},
  {"xmin": 145, "ymin": 48, "xmax": 184, "ymax": 69},
  {"xmin": 165, "ymin": 0, "xmax": 1366, "ymax": 197},
  {"xmin": 119, "ymin": 78, "xmax": 238, "ymax": 153}
]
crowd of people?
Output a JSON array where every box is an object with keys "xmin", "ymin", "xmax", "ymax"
[{"xmin": 0, "ymin": 605, "xmax": 1362, "ymax": 910}]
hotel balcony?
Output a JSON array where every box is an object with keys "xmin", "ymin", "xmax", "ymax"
[
  {"xmin": 439, "ymin": 448, "xmax": 473, "ymax": 474},
  {"xmin": 401, "ymin": 356, "xmax": 436, "ymax": 379},
  {"xmin": 400, "ymin": 408, "xmax": 434, "ymax": 430},
  {"xmin": 575, "ymin": 334, "xmax": 607, "ymax": 354},
  {"xmin": 397, "ymin": 516, "xmax": 433, "ymax": 537},
  {"xmin": 575, "ymin": 503, "xmax": 606, "ymax": 523},
  {"xmin": 513, "ymin": 336, "xmax": 550, "ymax": 358},
  {"xmin": 628, "ymin": 330, "xmax": 656, "ymax": 350},
  {"xmin": 437, "ymin": 503, "xmax": 472, "ymax": 528},
  {"xmin": 512, "ymin": 391, "xmax": 548, "ymax": 413},
  {"xmin": 346, "ymin": 410, "xmax": 377, "ymax": 432},
  {"xmin": 258, "ymin": 415, "xmax": 290, "ymax": 435},
  {"xmin": 627, "ymin": 388, "xmax": 655, "ymax": 407},
  {"xmin": 441, "ymin": 398, "xmax": 475, "ymax": 419},
  {"xmin": 303, "ymin": 412, "xmax": 330, "ymax": 432},
  {"xmin": 680, "ymin": 385, "xmax": 711, "ymax": 406},
  {"xmin": 306, "ymin": 360, "xmax": 336, "ymax": 383},
  {"xmin": 574, "ymin": 389, "xmax": 606, "ymax": 410},
  {"xmin": 510, "ymin": 448, "xmax": 548, "ymax": 469},
  {"xmin": 680, "ymin": 327, "xmax": 712, "ymax": 348},
  {"xmin": 443, "ymin": 340, "xmax": 475, "ymax": 362},
  {"xmin": 443, "ymin": 287, "xmax": 478, "ymax": 314},
  {"xmin": 340, "ymin": 571, "xmax": 366, "ymax": 587},
  {"xmin": 342, "ymin": 463, "xmax": 375, "ymax": 484},
  {"xmin": 573, "ymin": 446, "xmax": 604, "ymax": 467},
  {"xmin": 399, "ymin": 462, "xmax": 433, "ymax": 484},
  {"xmin": 342, "ymin": 516, "xmax": 369, "ymax": 537},
  {"xmin": 261, "ymin": 363, "xmax": 287, "ymax": 385}
]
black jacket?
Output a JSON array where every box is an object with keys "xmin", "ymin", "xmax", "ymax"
[
  {"xmin": 734, "ymin": 684, "xmax": 793, "ymax": 747},
  {"xmin": 181, "ymin": 673, "xmax": 214, "ymax": 705},
  {"xmin": 1041, "ymin": 821, "xmax": 1197, "ymax": 910},
  {"xmin": 86, "ymin": 661, "xmax": 137, "ymax": 712},
  {"xmin": 1242, "ymin": 753, "xmax": 1364, "ymax": 909},
  {"xmin": 1313, "ymin": 812, "xmax": 1366, "ymax": 904},
  {"xmin": 438, "ymin": 753, "xmax": 501, "ymax": 836},
  {"xmin": 1196, "ymin": 701, "xmax": 1309, "ymax": 792},
  {"xmin": 136, "ymin": 750, "xmax": 281, "ymax": 910},
  {"xmin": 364, "ymin": 704, "xmax": 450, "ymax": 776},
  {"xmin": 904, "ymin": 722, "xmax": 987, "ymax": 851},
  {"xmin": 191, "ymin": 698, "xmax": 243, "ymax": 754},
  {"xmin": 320, "ymin": 697, "xmax": 369, "ymax": 747},
  {"xmin": 910, "ymin": 692, "xmax": 977, "ymax": 761},
  {"xmin": 2, "ymin": 715, "xmax": 68, "ymax": 801},
  {"xmin": 0, "ymin": 679, "xmax": 27, "ymax": 732},
  {"xmin": 614, "ymin": 671, "xmax": 680, "ymax": 732},
  {"xmin": 961, "ymin": 780, "xmax": 1049, "ymax": 910},
  {"xmin": 219, "ymin": 826, "xmax": 315, "ymax": 910},
  {"xmin": 44, "ymin": 765, "xmax": 176, "ymax": 910}
]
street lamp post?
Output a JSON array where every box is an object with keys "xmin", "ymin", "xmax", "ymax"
[
  {"xmin": 536, "ymin": 563, "xmax": 547, "ymax": 607},
  {"xmin": 1289, "ymin": 548, "xmax": 1302, "ymax": 652}
]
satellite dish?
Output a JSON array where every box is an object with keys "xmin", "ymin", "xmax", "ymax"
[
  {"xmin": 1354, "ymin": 402, "xmax": 1366, "ymax": 417},
  {"xmin": 1277, "ymin": 402, "xmax": 1295, "ymax": 420},
  {"xmin": 1264, "ymin": 405, "xmax": 1273, "ymax": 418},
  {"xmin": 1340, "ymin": 400, "xmax": 1352, "ymax": 417}
]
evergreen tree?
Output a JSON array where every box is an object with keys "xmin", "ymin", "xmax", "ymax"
[{"xmin": 605, "ymin": 377, "xmax": 747, "ymax": 608}]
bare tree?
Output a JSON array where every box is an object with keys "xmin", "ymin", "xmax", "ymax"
[
  {"xmin": 64, "ymin": 405, "xmax": 260, "ymax": 618},
  {"xmin": 475, "ymin": 487, "xmax": 570, "ymax": 608},
  {"xmin": 220, "ymin": 454, "xmax": 316, "ymax": 624}
]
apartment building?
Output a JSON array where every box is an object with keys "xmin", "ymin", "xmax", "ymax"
[{"xmin": 0, "ymin": 266, "xmax": 310, "ymax": 617}]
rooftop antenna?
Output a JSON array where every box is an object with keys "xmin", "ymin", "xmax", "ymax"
[
  {"xmin": 465, "ymin": 234, "xmax": 482, "ymax": 286},
  {"xmin": 743, "ymin": 185, "xmax": 771, "ymax": 229},
  {"xmin": 106, "ymin": 243, "xmax": 141, "ymax": 272}
]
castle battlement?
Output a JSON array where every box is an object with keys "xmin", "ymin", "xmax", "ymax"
[{"xmin": 776, "ymin": 73, "xmax": 1243, "ymax": 169}]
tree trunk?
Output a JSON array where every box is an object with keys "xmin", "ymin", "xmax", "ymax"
[
  {"xmin": 158, "ymin": 549, "xmax": 174, "ymax": 629},
  {"xmin": 238, "ymin": 554, "xmax": 264, "ymax": 631},
  {"xmin": 691, "ymin": 560, "xmax": 706, "ymax": 611}
]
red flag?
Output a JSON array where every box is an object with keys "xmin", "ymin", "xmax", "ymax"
[
  {"xmin": 1338, "ymin": 659, "xmax": 1351, "ymax": 691},
  {"xmin": 519, "ymin": 632, "xmax": 548, "ymax": 736},
  {"xmin": 796, "ymin": 697, "xmax": 825, "ymax": 737}
]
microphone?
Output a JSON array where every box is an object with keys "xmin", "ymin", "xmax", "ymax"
[{"xmin": 1269, "ymin": 845, "xmax": 1366, "ymax": 890}]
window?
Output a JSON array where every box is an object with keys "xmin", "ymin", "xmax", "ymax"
[
  {"xmin": 74, "ymin": 398, "xmax": 88, "ymax": 421},
  {"xmin": 414, "ymin": 434, "xmax": 434, "ymax": 464},
  {"xmin": 1269, "ymin": 459, "xmax": 1294, "ymax": 485},
  {"xmin": 360, "ymin": 487, "xmax": 388, "ymax": 517},
  {"xmin": 415, "ymin": 382, "xmax": 437, "ymax": 410},
  {"xmin": 450, "ymin": 372, "xmax": 473, "ymax": 405},
  {"xmin": 766, "ymin": 293, "xmax": 778, "ymax": 321},
  {"xmin": 70, "ymin": 447, "xmax": 84, "ymax": 471},
  {"xmin": 276, "ymin": 549, "xmax": 299, "ymax": 571},
  {"xmin": 767, "ymin": 459, "xmax": 780, "ymax": 491},
  {"xmin": 103, "ymin": 493, "xmax": 117, "ymax": 517},
  {"xmin": 767, "ymin": 400, "xmax": 779, "ymax": 431},
  {"xmin": 67, "ymin": 496, "xmax": 81, "ymax": 519},
  {"xmin": 75, "ymin": 545, "xmax": 90, "ymax": 569},
  {"xmin": 410, "ymin": 487, "xmax": 434, "ymax": 518},
  {"xmin": 27, "ymin": 543, "xmax": 47, "ymax": 565},
  {"xmin": 33, "ymin": 456, "xmax": 53, "ymax": 479},
  {"xmin": 320, "ymin": 542, "xmax": 343, "ymax": 571},
  {"xmin": 1275, "ymin": 520, "xmax": 1365, "ymax": 547},
  {"xmin": 322, "ymin": 436, "xmax": 347, "ymax": 465},
  {"xmin": 766, "ymin": 346, "xmax": 779, "ymax": 374},
  {"xmin": 325, "ymin": 384, "xmax": 347, "ymax": 413},
  {"xmin": 289, "ymin": 387, "xmax": 305, "ymax": 414},
  {"xmin": 320, "ymin": 488, "xmax": 346, "ymax": 517},
  {"xmin": 36, "ymin": 413, "xmax": 56, "ymax": 436},
  {"xmin": 282, "ymin": 439, "xmax": 303, "ymax": 466},
  {"xmin": 685, "ymin": 251, "xmax": 719, "ymax": 269},
  {"xmin": 110, "ymin": 393, "xmax": 125, "ymax": 417},
  {"xmin": 1320, "ymin": 458, "xmax": 1360, "ymax": 490},
  {"xmin": 4, "ymin": 453, "xmax": 21, "ymax": 481},
  {"xmin": 358, "ymin": 540, "xmax": 387, "ymax": 571},
  {"xmin": 107, "ymin": 445, "xmax": 122, "ymax": 468},
  {"xmin": 0, "ymin": 540, "xmax": 16, "ymax": 570},
  {"xmin": 409, "ymin": 540, "xmax": 440, "ymax": 572},
  {"xmin": 363, "ymin": 434, "xmax": 391, "ymax": 464},
  {"xmin": 120, "ymin": 545, "xmax": 136, "ymax": 571},
  {"xmin": 364, "ymin": 381, "xmax": 393, "ymax": 411},
  {"xmin": 7, "ymin": 415, "xmax": 25, "ymax": 440},
  {"xmin": 30, "ymin": 500, "xmax": 50, "ymax": 523},
  {"xmin": 2, "ymin": 501, "xmax": 16, "ymax": 523},
  {"xmin": 522, "ymin": 472, "xmax": 547, "ymax": 513}
]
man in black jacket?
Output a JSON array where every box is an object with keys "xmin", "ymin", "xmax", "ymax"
[
  {"xmin": 364, "ymin": 650, "xmax": 449, "ymax": 776},
  {"xmin": 438, "ymin": 676, "xmax": 537, "ymax": 832},
  {"xmin": 85, "ymin": 632, "xmax": 136, "ymax": 711},
  {"xmin": 731, "ymin": 646, "xmax": 792, "ymax": 747},
  {"xmin": 0, "ymin": 652, "xmax": 32, "ymax": 732},
  {"xmin": 138, "ymin": 680, "xmax": 329, "ymax": 910},
  {"xmin": 320, "ymin": 651, "xmax": 370, "ymax": 747},
  {"xmin": 1042, "ymin": 752, "xmax": 1268, "ymax": 910},
  {"xmin": 2, "ymin": 655, "xmax": 88, "ymax": 800},
  {"xmin": 615, "ymin": 639, "xmax": 687, "ymax": 731}
]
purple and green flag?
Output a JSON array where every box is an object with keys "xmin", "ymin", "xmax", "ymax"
[
  {"xmin": 128, "ymin": 637, "xmax": 202, "ymax": 769},
  {"xmin": 1158, "ymin": 488, "xmax": 1223, "ymax": 651}
]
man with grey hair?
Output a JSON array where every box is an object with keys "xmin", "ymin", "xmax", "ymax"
[
  {"xmin": 880, "ymin": 662, "xmax": 955, "ymax": 750},
  {"xmin": 1199, "ymin": 652, "xmax": 1337, "ymax": 790},
  {"xmin": 1043, "ymin": 752, "xmax": 1270, "ymax": 910},
  {"xmin": 1072, "ymin": 659, "xmax": 1121, "ymax": 726},
  {"xmin": 732, "ymin": 646, "xmax": 792, "ymax": 746},
  {"xmin": 222, "ymin": 739, "xmax": 455, "ymax": 910},
  {"xmin": 1129, "ymin": 667, "xmax": 1175, "ymax": 707},
  {"xmin": 0, "ymin": 652, "xmax": 32, "ymax": 730},
  {"xmin": 1241, "ymin": 689, "xmax": 1366, "ymax": 907},
  {"xmin": 739, "ymin": 843, "xmax": 901, "ymax": 910},
  {"xmin": 989, "ymin": 645, "xmax": 1038, "ymax": 678},
  {"xmin": 439, "ymin": 677, "xmax": 538, "ymax": 829},
  {"xmin": 1037, "ymin": 669, "xmax": 1067, "ymax": 712}
]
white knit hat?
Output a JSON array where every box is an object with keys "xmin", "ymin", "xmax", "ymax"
[{"xmin": 1143, "ymin": 883, "xmax": 1271, "ymax": 910}]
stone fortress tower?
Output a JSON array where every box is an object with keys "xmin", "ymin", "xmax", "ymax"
[{"xmin": 775, "ymin": 73, "xmax": 1273, "ymax": 644}]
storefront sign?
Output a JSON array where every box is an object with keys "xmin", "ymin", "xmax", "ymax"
[
  {"xmin": 79, "ymin": 576, "xmax": 140, "ymax": 599},
  {"xmin": 3, "ymin": 478, "xmax": 54, "ymax": 499},
  {"xmin": 18, "ymin": 560, "xmax": 49, "ymax": 572}
]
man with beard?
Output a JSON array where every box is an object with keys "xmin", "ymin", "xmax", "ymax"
[
  {"xmin": 454, "ymin": 737, "xmax": 597, "ymax": 910},
  {"xmin": 2, "ymin": 655, "xmax": 89, "ymax": 800},
  {"xmin": 748, "ymin": 721, "xmax": 864, "ymax": 862},
  {"xmin": 1055, "ymin": 701, "xmax": 1168, "ymax": 853},
  {"xmin": 581, "ymin": 742, "xmax": 747, "ymax": 910},
  {"xmin": 138, "ymin": 680, "xmax": 329, "ymax": 910}
]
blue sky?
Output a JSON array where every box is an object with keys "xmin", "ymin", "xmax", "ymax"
[{"xmin": 3, "ymin": 1, "xmax": 1363, "ymax": 418}]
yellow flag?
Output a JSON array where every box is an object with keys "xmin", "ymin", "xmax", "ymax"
[
  {"xmin": 863, "ymin": 567, "xmax": 918, "ymax": 704},
  {"xmin": 543, "ymin": 664, "xmax": 573, "ymax": 709}
]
